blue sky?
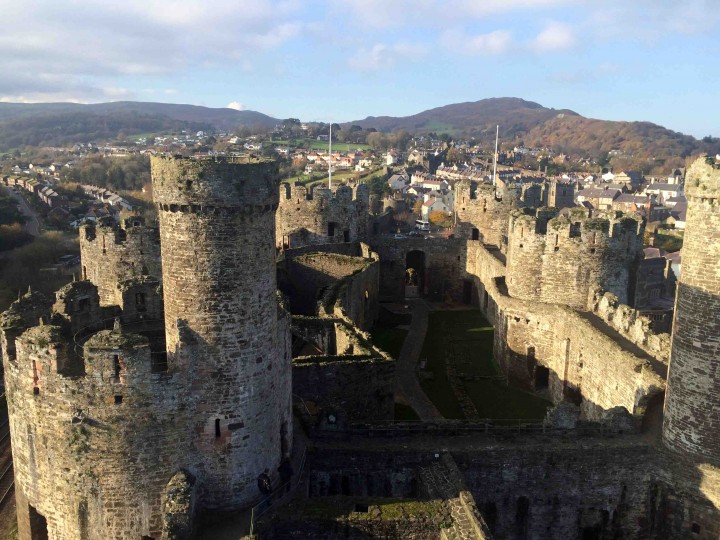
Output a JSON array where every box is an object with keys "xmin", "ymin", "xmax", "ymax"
[{"xmin": 1, "ymin": 0, "xmax": 718, "ymax": 137}]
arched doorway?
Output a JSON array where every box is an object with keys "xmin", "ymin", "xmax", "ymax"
[{"xmin": 405, "ymin": 250, "xmax": 426, "ymax": 297}]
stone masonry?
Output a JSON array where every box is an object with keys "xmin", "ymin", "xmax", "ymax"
[
  {"xmin": 276, "ymin": 182, "xmax": 369, "ymax": 249},
  {"xmin": 3, "ymin": 156, "xmax": 293, "ymax": 539},
  {"xmin": 663, "ymin": 157, "xmax": 720, "ymax": 465}
]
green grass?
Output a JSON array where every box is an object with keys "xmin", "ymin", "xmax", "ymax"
[
  {"xmin": 653, "ymin": 230, "xmax": 683, "ymax": 252},
  {"xmin": 419, "ymin": 310, "xmax": 551, "ymax": 420},
  {"xmin": 271, "ymin": 138, "xmax": 371, "ymax": 152},
  {"xmin": 394, "ymin": 403, "xmax": 420, "ymax": 421},
  {"xmin": 370, "ymin": 324, "xmax": 408, "ymax": 360}
]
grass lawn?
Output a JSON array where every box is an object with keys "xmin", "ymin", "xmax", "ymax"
[
  {"xmin": 370, "ymin": 323, "xmax": 408, "ymax": 360},
  {"xmin": 394, "ymin": 403, "xmax": 420, "ymax": 421},
  {"xmin": 653, "ymin": 230, "xmax": 683, "ymax": 252},
  {"xmin": 419, "ymin": 310, "xmax": 551, "ymax": 421},
  {"xmin": 273, "ymin": 138, "xmax": 371, "ymax": 152}
]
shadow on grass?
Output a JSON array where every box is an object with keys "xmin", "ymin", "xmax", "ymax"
[{"xmin": 419, "ymin": 309, "xmax": 551, "ymax": 420}]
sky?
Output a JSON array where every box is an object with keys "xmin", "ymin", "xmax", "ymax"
[{"xmin": 0, "ymin": 0, "xmax": 718, "ymax": 137}]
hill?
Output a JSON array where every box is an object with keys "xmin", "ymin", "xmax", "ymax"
[
  {"xmin": 346, "ymin": 97, "xmax": 720, "ymax": 167},
  {"xmin": 0, "ymin": 102, "xmax": 278, "ymax": 150},
  {"xmin": 345, "ymin": 98, "xmax": 579, "ymax": 139}
]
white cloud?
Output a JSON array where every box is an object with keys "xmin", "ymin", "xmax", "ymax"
[
  {"xmin": 227, "ymin": 101, "xmax": 247, "ymax": 111},
  {"xmin": 348, "ymin": 42, "xmax": 427, "ymax": 71},
  {"xmin": 530, "ymin": 21, "xmax": 575, "ymax": 52},
  {"xmin": 442, "ymin": 30, "xmax": 513, "ymax": 56},
  {"xmin": 0, "ymin": 0, "xmax": 304, "ymax": 102}
]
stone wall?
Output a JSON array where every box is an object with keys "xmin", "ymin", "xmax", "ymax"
[
  {"xmin": 276, "ymin": 182, "xmax": 369, "ymax": 249},
  {"xmin": 455, "ymin": 440, "xmax": 657, "ymax": 539},
  {"xmin": 466, "ymin": 241, "xmax": 667, "ymax": 422},
  {"xmin": 293, "ymin": 355, "xmax": 394, "ymax": 423},
  {"xmin": 79, "ymin": 217, "xmax": 161, "ymax": 306},
  {"xmin": 663, "ymin": 156, "xmax": 720, "ymax": 465},
  {"xmin": 368, "ymin": 236, "xmax": 466, "ymax": 303},
  {"xmin": 455, "ymin": 180, "xmax": 513, "ymax": 248}
]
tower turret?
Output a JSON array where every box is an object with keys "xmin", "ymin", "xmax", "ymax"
[
  {"xmin": 152, "ymin": 155, "xmax": 292, "ymax": 507},
  {"xmin": 663, "ymin": 156, "xmax": 720, "ymax": 464}
]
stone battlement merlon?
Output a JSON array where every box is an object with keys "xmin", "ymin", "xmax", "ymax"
[
  {"xmin": 151, "ymin": 154, "xmax": 280, "ymax": 209},
  {"xmin": 510, "ymin": 208, "xmax": 644, "ymax": 244},
  {"xmin": 280, "ymin": 181, "xmax": 369, "ymax": 205}
]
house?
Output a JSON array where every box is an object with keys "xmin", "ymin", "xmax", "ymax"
[
  {"xmin": 667, "ymin": 202, "xmax": 687, "ymax": 230},
  {"xmin": 645, "ymin": 183, "xmax": 683, "ymax": 204},
  {"xmin": 575, "ymin": 187, "xmax": 621, "ymax": 210},
  {"xmin": 613, "ymin": 171, "xmax": 643, "ymax": 189},
  {"xmin": 387, "ymin": 174, "xmax": 408, "ymax": 191},
  {"xmin": 421, "ymin": 197, "xmax": 449, "ymax": 220},
  {"xmin": 612, "ymin": 194, "xmax": 652, "ymax": 217}
]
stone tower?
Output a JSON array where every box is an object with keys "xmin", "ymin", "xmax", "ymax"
[
  {"xmin": 663, "ymin": 156, "xmax": 720, "ymax": 465},
  {"xmin": 2, "ymin": 155, "xmax": 292, "ymax": 538},
  {"xmin": 152, "ymin": 155, "xmax": 293, "ymax": 508},
  {"xmin": 505, "ymin": 208, "xmax": 644, "ymax": 309}
]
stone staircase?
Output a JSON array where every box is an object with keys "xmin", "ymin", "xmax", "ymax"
[{"xmin": 418, "ymin": 454, "xmax": 491, "ymax": 540}]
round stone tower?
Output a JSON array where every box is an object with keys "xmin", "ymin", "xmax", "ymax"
[
  {"xmin": 663, "ymin": 156, "xmax": 720, "ymax": 465},
  {"xmin": 151, "ymin": 155, "xmax": 292, "ymax": 508}
]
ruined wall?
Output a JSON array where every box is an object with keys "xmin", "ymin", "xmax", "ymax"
[
  {"xmin": 79, "ymin": 217, "xmax": 161, "ymax": 306},
  {"xmin": 293, "ymin": 356, "xmax": 395, "ymax": 422},
  {"xmin": 663, "ymin": 157, "xmax": 720, "ymax": 466},
  {"xmin": 281, "ymin": 251, "xmax": 379, "ymax": 330},
  {"xmin": 456, "ymin": 441, "xmax": 657, "ymax": 539},
  {"xmin": 505, "ymin": 208, "xmax": 644, "ymax": 309},
  {"xmin": 276, "ymin": 182, "xmax": 369, "ymax": 249},
  {"xmin": 369, "ymin": 236, "xmax": 466, "ymax": 303},
  {"xmin": 152, "ymin": 155, "xmax": 292, "ymax": 509},
  {"xmin": 291, "ymin": 316, "xmax": 375, "ymax": 357},
  {"xmin": 466, "ymin": 241, "xmax": 666, "ymax": 422}
]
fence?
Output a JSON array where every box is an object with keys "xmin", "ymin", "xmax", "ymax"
[{"xmin": 248, "ymin": 446, "xmax": 308, "ymax": 538}]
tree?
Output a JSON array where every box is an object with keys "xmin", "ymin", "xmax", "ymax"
[
  {"xmin": 412, "ymin": 200, "xmax": 423, "ymax": 215},
  {"xmin": 429, "ymin": 210, "xmax": 453, "ymax": 228}
]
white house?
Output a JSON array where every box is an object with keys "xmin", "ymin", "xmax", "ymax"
[{"xmin": 421, "ymin": 197, "xmax": 450, "ymax": 220}]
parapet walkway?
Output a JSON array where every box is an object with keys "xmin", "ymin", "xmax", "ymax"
[{"xmin": 394, "ymin": 299, "xmax": 443, "ymax": 421}]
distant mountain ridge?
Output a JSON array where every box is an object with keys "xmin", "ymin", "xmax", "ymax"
[
  {"xmin": 345, "ymin": 97, "xmax": 580, "ymax": 139},
  {"xmin": 0, "ymin": 98, "xmax": 717, "ymax": 166},
  {"xmin": 0, "ymin": 101, "xmax": 278, "ymax": 150},
  {"xmin": 345, "ymin": 97, "xmax": 719, "ymax": 165}
]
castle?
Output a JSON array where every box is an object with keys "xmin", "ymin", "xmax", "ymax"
[{"xmin": 0, "ymin": 155, "xmax": 719, "ymax": 539}]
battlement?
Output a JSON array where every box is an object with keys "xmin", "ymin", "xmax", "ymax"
[
  {"xmin": 80, "ymin": 216, "xmax": 162, "ymax": 306},
  {"xmin": 0, "ymin": 289, "xmax": 53, "ymax": 363},
  {"xmin": 277, "ymin": 182, "xmax": 370, "ymax": 249},
  {"xmin": 506, "ymin": 208, "xmax": 644, "ymax": 308},
  {"xmin": 510, "ymin": 208, "xmax": 644, "ymax": 246},
  {"xmin": 280, "ymin": 181, "xmax": 369, "ymax": 206},
  {"xmin": 685, "ymin": 155, "xmax": 720, "ymax": 199},
  {"xmin": 151, "ymin": 154, "xmax": 280, "ymax": 209}
]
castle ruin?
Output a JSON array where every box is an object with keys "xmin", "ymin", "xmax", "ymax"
[{"xmin": 1, "ymin": 155, "xmax": 719, "ymax": 538}]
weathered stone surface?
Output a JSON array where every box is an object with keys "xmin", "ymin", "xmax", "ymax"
[
  {"xmin": 276, "ymin": 182, "xmax": 369, "ymax": 249},
  {"xmin": 79, "ymin": 216, "xmax": 161, "ymax": 306},
  {"xmin": 663, "ymin": 156, "xmax": 720, "ymax": 465}
]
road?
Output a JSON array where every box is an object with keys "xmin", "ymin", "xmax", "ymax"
[
  {"xmin": 1, "ymin": 186, "xmax": 41, "ymax": 236},
  {"xmin": 394, "ymin": 299, "xmax": 443, "ymax": 421}
]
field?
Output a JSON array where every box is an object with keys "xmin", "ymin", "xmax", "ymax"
[{"xmin": 272, "ymin": 138, "xmax": 371, "ymax": 152}]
